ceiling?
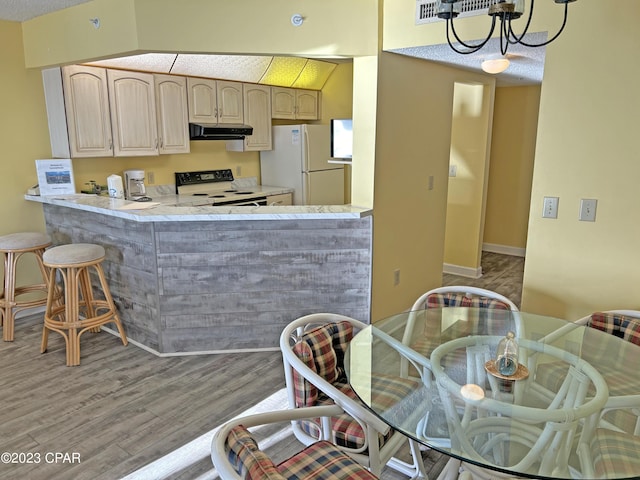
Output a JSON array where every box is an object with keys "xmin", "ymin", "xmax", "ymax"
[
  {"xmin": 0, "ymin": 0, "xmax": 544, "ymax": 87},
  {"xmin": 0, "ymin": 0, "xmax": 94, "ymax": 22}
]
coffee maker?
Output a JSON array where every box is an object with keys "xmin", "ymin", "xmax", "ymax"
[{"xmin": 123, "ymin": 170, "xmax": 147, "ymax": 200}]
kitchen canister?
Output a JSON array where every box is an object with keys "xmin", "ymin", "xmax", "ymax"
[{"xmin": 107, "ymin": 174, "xmax": 124, "ymax": 199}]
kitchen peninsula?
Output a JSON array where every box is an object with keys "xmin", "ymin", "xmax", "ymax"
[{"xmin": 26, "ymin": 192, "xmax": 372, "ymax": 354}]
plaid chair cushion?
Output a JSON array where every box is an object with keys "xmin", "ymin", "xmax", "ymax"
[
  {"xmin": 591, "ymin": 428, "xmax": 640, "ymax": 478},
  {"xmin": 278, "ymin": 440, "xmax": 378, "ymax": 479},
  {"xmin": 290, "ymin": 321, "xmax": 419, "ymax": 451},
  {"xmin": 298, "ymin": 374, "xmax": 417, "ymax": 449},
  {"xmin": 589, "ymin": 311, "xmax": 640, "ymax": 346},
  {"xmin": 226, "ymin": 425, "xmax": 285, "ymax": 480},
  {"xmin": 292, "ymin": 322, "xmax": 354, "ymax": 408},
  {"xmin": 425, "ymin": 292, "xmax": 511, "ymax": 310}
]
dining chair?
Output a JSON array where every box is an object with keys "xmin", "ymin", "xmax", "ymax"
[
  {"xmin": 400, "ymin": 286, "xmax": 521, "ymax": 379},
  {"xmin": 402, "ymin": 285, "xmax": 523, "ymax": 366},
  {"xmin": 280, "ymin": 313, "xmax": 427, "ymax": 479},
  {"xmin": 531, "ymin": 310, "xmax": 640, "ymax": 433},
  {"xmin": 431, "ymin": 335, "xmax": 608, "ymax": 479},
  {"xmin": 211, "ymin": 404, "xmax": 379, "ymax": 480}
]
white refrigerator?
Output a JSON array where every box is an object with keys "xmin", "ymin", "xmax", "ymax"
[{"xmin": 260, "ymin": 125, "xmax": 345, "ymax": 205}]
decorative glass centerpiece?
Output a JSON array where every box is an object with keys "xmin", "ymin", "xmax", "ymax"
[{"xmin": 496, "ymin": 331, "xmax": 519, "ymax": 376}]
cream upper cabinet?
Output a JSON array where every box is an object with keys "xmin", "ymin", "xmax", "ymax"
[
  {"xmin": 187, "ymin": 77, "xmax": 216, "ymax": 123},
  {"xmin": 53, "ymin": 65, "xmax": 113, "ymax": 158},
  {"xmin": 295, "ymin": 89, "xmax": 320, "ymax": 120},
  {"xmin": 216, "ymin": 80, "xmax": 244, "ymax": 124},
  {"xmin": 154, "ymin": 74, "xmax": 190, "ymax": 155},
  {"xmin": 271, "ymin": 87, "xmax": 319, "ymax": 120},
  {"xmin": 107, "ymin": 69, "xmax": 159, "ymax": 157},
  {"xmin": 187, "ymin": 78, "xmax": 243, "ymax": 124},
  {"xmin": 227, "ymin": 84, "xmax": 272, "ymax": 152}
]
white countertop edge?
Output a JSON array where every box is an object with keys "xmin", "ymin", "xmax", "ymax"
[{"xmin": 25, "ymin": 194, "xmax": 372, "ymax": 221}]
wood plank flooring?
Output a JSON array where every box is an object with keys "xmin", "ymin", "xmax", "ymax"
[
  {"xmin": 443, "ymin": 251, "xmax": 524, "ymax": 308},
  {"xmin": 0, "ymin": 314, "xmax": 285, "ymax": 480},
  {"xmin": 0, "ymin": 252, "xmax": 523, "ymax": 480}
]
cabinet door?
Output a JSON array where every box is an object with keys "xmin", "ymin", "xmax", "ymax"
[
  {"xmin": 267, "ymin": 193, "xmax": 293, "ymax": 205},
  {"xmin": 154, "ymin": 74, "xmax": 190, "ymax": 154},
  {"xmin": 107, "ymin": 70, "xmax": 159, "ymax": 156},
  {"xmin": 296, "ymin": 89, "xmax": 319, "ymax": 120},
  {"xmin": 216, "ymin": 80, "xmax": 243, "ymax": 124},
  {"xmin": 62, "ymin": 65, "xmax": 113, "ymax": 157},
  {"xmin": 187, "ymin": 77, "xmax": 217, "ymax": 123},
  {"xmin": 242, "ymin": 84, "xmax": 272, "ymax": 151},
  {"xmin": 271, "ymin": 87, "xmax": 296, "ymax": 119}
]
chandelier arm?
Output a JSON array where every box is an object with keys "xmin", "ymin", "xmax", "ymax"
[
  {"xmin": 447, "ymin": 15, "xmax": 496, "ymax": 54},
  {"xmin": 515, "ymin": 3, "xmax": 569, "ymax": 47},
  {"xmin": 500, "ymin": 17, "xmax": 509, "ymax": 55},
  {"xmin": 506, "ymin": 0, "xmax": 535, "ymax": 45}
]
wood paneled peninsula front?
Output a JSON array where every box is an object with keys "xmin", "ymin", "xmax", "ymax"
[{"xmin": 25, "ymin": 192, "xmax": 372, "ymax": 355}]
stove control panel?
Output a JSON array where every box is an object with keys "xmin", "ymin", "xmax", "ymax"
[{"xmin": 175, "ymin": 169, "xmax": 234, "ymax": 188}]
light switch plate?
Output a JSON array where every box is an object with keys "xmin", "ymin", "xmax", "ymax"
[
  {"xmin": 542, "ymin": 196, "xmax": 559, "ymax": 218},
  {"xmin": 579, "ymin": 198, "xmax": 597, "ymax": 222}
]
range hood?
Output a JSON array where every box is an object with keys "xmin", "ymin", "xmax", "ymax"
[{"xmin": 189, "ymin": 123, "xmax": 253, "ymax": 140}]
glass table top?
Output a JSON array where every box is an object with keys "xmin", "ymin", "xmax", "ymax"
[{"xmin": 345, "ymin": 308, "xmax": 640, "ymax": 479}]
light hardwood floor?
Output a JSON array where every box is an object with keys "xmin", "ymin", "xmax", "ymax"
[{"xmin": 0, "ymin": 252, "xmax": 523, "ymax": 480}]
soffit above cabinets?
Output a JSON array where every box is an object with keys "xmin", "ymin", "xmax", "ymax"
[{"xmin": 85, "ymin": 53, "xmax": 340, "ymax": 91}]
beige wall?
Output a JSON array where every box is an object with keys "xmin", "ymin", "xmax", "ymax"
[
  {"xmin": 444, "ymin": 82, "xmax": 495, "ymax": 273},
  {"xmin": 370, "ymin": 52, "xmax": 493, "ymax": 319},
  {"xmin": 383, "ymin": 0, "xmax": 640, "ymax": 318},
  {"xmin": 0, "ymin": 20, "xmax": 52, "ymax": 283},
  {"xmin": 522, "ymin": 1, "xmax": 640, "ymax": 318},
  {"xmin": 22, "ymin": 0, "xmax": 378, "ymax": 68},
  {"xmin": 483, "ymin": 86, "xmax": 539, "ymax": 251}
]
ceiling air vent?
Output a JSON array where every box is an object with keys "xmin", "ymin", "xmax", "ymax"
[{"xmin": 416, "ymin": 0, "xmax": 492, "ymax": 25}]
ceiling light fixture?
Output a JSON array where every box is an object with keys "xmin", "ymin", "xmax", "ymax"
[
  {"xmin": 435, "ymin": 0, "xmax": 578, "ymax": 55},
  {"xmin": 481, "ymin": 54, "xmax": 510, "ymax": 74}
]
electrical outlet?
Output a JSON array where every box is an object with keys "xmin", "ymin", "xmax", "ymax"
[
  {"xmin": 579, "ymin": 198, "xmax": 597, "ymax": 222},
  {"xmin": 235, "ymin": 165, "xmax": 242, "ymax": 177},
  {"xmin": 393, "ymin": 269, "xmax": 400, "ymax": 286},
  {"xmin": 428, "ymin": 175, "xmax": 434, "ymax": 190},
  {"xmin": 542, "ymin": 196, "xmax": 559, "ymax": 219},
  {"xmin": 449, "ymin": 165, "xmax": 457, "ymax": 177},
  {"xmin": 147, "ymin": 171, "xmax": 155, "ymax": 185}
]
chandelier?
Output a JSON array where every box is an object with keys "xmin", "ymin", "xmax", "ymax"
[{"xmin": 435, "ymin": 0, "xmax": 578, "ymax": 56}]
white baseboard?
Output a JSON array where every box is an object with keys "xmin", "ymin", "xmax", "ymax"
[
  {"xmin": 443, "ymin": 263, "xmax": 483, "ymax": 279},
  {"xmin": 482, "ymin": 243, "xmax": 526, "ymax": 257}
]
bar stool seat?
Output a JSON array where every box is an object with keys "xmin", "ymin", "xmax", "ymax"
[
  {"xmin": 0, "ymin": 232, "xmax": 52, "ymax": 342},
  {"xmin": 41, "ymin": 243, "xmax": 127, "ymax": 366}
]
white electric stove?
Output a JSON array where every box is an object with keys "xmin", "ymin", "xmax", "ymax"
[{"xmin": 175, "ymin": 169, "xmax": 268, "ymax": 206}]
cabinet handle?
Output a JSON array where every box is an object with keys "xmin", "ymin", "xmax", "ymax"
[{"xmin": 155, "ymin": 138, "xmax": 158, "ymax": 149}]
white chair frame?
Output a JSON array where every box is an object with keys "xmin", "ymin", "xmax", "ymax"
[
  {"xmin": 280, "ymin": 313, "xmax": 426, "ymax": 479},
  {"xmin": 211, "ymin": 404, "xmax": 347, "ymax": 480},
  {"xmin": 529, "ymin": 309, "xmax": 640, "ymax": 431},
  {"xmin": 401, "ymin": 286, "xmax": 522, "ymax": 378}
]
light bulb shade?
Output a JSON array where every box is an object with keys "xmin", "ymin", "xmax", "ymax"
[
  {"xmin": 435, "ymin": 0, "xmax": 461, "ymax": 19},
  {"xmin": 481, "ymin": 57, "xmax": 510, "ymax": 74}
]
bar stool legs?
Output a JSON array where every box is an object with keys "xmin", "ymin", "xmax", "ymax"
[
  {"xmin": 0, "ymin": 232, "xmax": 52, "ymax": 342},
  {"xmin": 41, "ymin": 243, "xmax": 128, "ymax": 366}
]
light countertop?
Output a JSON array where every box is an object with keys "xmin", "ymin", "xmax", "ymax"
[{"xmin": 25, "ymin": 185, "xmax": 371, "ymax": 222}]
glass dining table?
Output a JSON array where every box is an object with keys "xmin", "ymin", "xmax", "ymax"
[{"xmin": 344, "ymin": 307, "xmax": 640, "ymax": 479}]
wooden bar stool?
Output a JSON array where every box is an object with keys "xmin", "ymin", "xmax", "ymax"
[
  {"xmin": 0, "ymin": 232, "xmax": 52, "ymax": 342},
  {"xmin": 41, "ymin": 243, "xmax": 128, "ymax": 366}
]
